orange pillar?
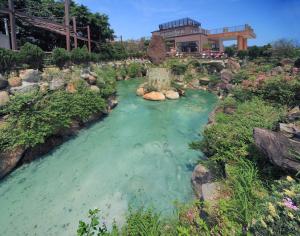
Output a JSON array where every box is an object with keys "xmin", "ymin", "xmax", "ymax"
[
  {"xmin": 243, "ymin": 38, "xmax": 248, "ymax": 50},
  {"xmin": 237, "ymin": 36, "xmax": 243, "ymax": 51}
]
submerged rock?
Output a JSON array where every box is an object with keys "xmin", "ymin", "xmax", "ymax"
[
  {"xmin": 254, "ymin": 128, "xmax": 300, "ymax": 173},
  {"xmin": 143, "ymin": 91, "xmax": 165, "ymax": 101},
  {"xmin": 165, "ymin": 90, "xmax": 179, "ymax": 100}
]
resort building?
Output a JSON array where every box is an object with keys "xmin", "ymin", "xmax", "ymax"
[{"xmin": 152, "ymin": 18, "xmax": 256, "ymax": 54}]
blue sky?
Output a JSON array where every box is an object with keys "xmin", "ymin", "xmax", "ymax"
[{"xmin": 75, "ymin": 0, "xmax": 300, "ymax": 46}]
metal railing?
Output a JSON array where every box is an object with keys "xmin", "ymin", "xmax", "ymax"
[{"xmin": 207, "ymin": 24, "xmax": 253, "ymax": 35}]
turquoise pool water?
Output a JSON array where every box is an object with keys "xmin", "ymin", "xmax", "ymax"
[{"xmin": 0, "ymin": 79, "xmax": 217, "ymax": 235}]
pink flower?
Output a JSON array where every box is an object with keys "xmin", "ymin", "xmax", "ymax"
[{"xmin": 283, "ymin": 198, "xmax": 299, "ymax": 211}]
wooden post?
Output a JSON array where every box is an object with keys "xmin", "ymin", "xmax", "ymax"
[
  {"xmin": 87, "ymin": 25, "xmax": 91, "ymax": 53},
  {"xmin": 64, "ymin": 0, "xmax": 70, "ymax": 51},
  {"xmin": 8, "ymin": 0, "xmax": 17, "ymax": 50},
  {"xmin": 72, "ymin": 17, "xmax": 78, "ymax": 48}
]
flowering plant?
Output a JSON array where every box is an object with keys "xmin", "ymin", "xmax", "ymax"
[{"xmin": 250, "ymin": 176, "xmax": 300, "ymax": 235}]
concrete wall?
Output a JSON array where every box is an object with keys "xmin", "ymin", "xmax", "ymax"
[{"xmin": 0, "ymin": 33, "xmax": 11, "ymax": 49}]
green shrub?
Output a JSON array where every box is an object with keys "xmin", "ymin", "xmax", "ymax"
[
  {"xmin": 170, "ymin": 64, "xmax": 187, "ymax": 75},
  {"xmin": 295, "ymin": 58, "xmax": 300, "ymax": 68},
  {"xmin": 0, "ymin": 86, "xmax": 106, "ymax": 150},
  {"xmin": 127, "ymin": 63, "xmax": 142, "ymax": 78},
  {"xmin": 231, "ymin": 70, "xmax": 251, "ymax": 84},
  {"xmin": 248, "ymin": 46, "xmax": 261, "ymax": 59},
  {"xmin": 71, "ymin": 46, "xmax": 90, "ymax": 65},
  {"xmin": 256, "ymin": 76, "xmax": 300, "ymax": 107},
  {"xmin": 0, "ymin": 48, "xmax": 16, "ymax": 73},
  {"xmin": 18, "ymin": 42, "xmax": 45, "ymax": 69},
  {"xmin": 123, "ymin": 208, "xmax": 162, "ymax": 236},
  {"xmin": 93, "ymin": 66, "xmax": 117, "ymax": 98},
  {"xmin": 237, "ymin": 50, "xmax": 248, "ymax": 60},
  {"xmin": 195, "ymin": 98, "xmax": 284, "ymax": 161},
  {"xmin": 52, "ymin": 48, "xmax": 70, "ymax": 68},
  {"xmin": 225, "ymin": 47, "xmax": 235, "ymax": 57}
]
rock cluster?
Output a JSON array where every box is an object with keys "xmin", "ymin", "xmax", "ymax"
[{"xmin": 191, "ymin": 164, "xmax": 221, "ymax": 202}]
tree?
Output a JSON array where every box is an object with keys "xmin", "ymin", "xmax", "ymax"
[
  {"xmin": 272, "ymin": 39, "xmax": 299, "ymax": 58},
  {"xmin": 147, "ymin": 35, "xmax": 166, "ymax": 64},
  {"xmin": 225, "ymin": 47, "xmax": 235, "ymax": 57},
  {"xmin": 7, "ymin": 0, "xmax": 114, "ymax": 52}
]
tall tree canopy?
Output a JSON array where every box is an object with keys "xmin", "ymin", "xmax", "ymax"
[{"xmin": 0, "ymin": 0, "xmax": 114, "ymax": 51}]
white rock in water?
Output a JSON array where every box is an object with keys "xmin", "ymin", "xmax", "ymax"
[{"xmin": 165, "ymin": 90, "xmax": 179, "ymax": 100}]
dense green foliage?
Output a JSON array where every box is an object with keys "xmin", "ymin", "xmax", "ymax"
[
  {"xmin": 232, "ymin": 76, "xmax": 300, "ymax": 107},
  {"xmin": 52, "ymin": 48, "xmax": 70, "ymax": 68},
  {"xmin": 18, "ymin": 42, "xmax": 45, "ymax": 69},
  {"xmin": 170, "ymin": 64, "xmax": 188, "ymax": 75},
  {"xmin": 71, "ymin": 46, "xmax": 91, "ymax": 65},
  {"xmin": 0, "ymin": 48, "xmax": 16, "ymax": 73},
  {"xmin": 195, "ymin": 99, "xmax": 284, "ymax": 161},
  {"xmin": 0, "ymin": 84, "xmax": 106, "ymax": 150},
  {"xmin": 225, "ymin": 47, "xmax": 235, "ymax": 57}
]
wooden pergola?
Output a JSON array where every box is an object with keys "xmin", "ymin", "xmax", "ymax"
[{"xmin": 0, "ymin": 0, "xmax": 95, "ymax": 52}]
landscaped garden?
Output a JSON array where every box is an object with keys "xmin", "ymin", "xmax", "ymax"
[{"xmin": 0, "ymin": 1, "xmax": 300, "ymax": 236}]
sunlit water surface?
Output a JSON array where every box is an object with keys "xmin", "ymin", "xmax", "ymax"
[{"xmin": 0, "ymin": 79, "xmax": 217, "ymax": 235}]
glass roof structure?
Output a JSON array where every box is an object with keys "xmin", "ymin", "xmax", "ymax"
[{"xmin": 159, "ymin": 18, "xmax": 201, "ymax": 30}]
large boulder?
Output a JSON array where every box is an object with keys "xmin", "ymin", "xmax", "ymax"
[
  {"xmin": 49, "ymin": 78, "xmax": 65, "ymax": 91},
  {"xmin": 143, "ymin": 91, "xmax": 166, "ymax": 101},
  {"xmin": 0, "ymin": 147, "xmax": 25, "ymax": 179},
  {"xmin": 0, "ymin": 91, "xmax": 9, "ymax": 106},
  {"xmin": 19, "ymin": 69, "xmax": 41, "ymax": 83},
  {"xmin": 8, "ymin": 76, "xmax": 22, "ymax": 87},
  {"xmin": 288, "ymin": 106, "xmax": 300, "ymax": 122},
  {"xmin": 227, "ymin": 59, "xmax": 240, "ymax": 73},
  {"xmin": 254, "ymin": 128, "xmax": 300, "ymax": 173},
  {"xmin": 10, "ymin": 82, "xmax": 39, "ymax": 94},
  {"xmin": 191, "ymin": 164, "xmax": 221, "ymax": 201},
  {"xmin": 279, "ymin": 123, "xmax": 300, "ymax": 139},
  {"xmin": 165, "ymin": 90, "xmax": 179, "ymax": 100},
  {"xmin": 39, "ymin": 82, "xmax": 49, "ymax": 93},
  {"xmin": 189, "ymin": 79, "xmax": 200, "ymax": 88},
  {"xmin": 0, "ymin": 79, "xmax": 9, "ymax": 90},
  {"xmin": 271, "ymin": 66, "xmax": 284, "ymax": 76},
  {"xmin": 220, "ymin": 69, "xmax": 233, "ymax": 83}
]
